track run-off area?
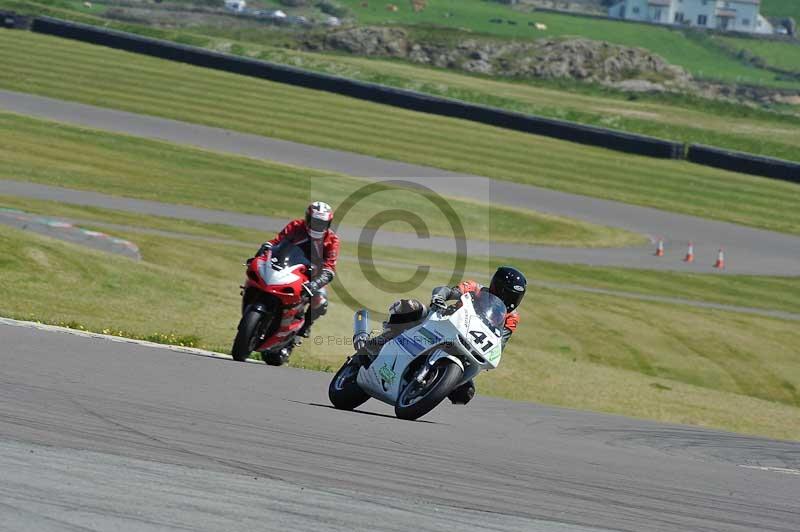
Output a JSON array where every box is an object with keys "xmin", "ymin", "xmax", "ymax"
[
  {"xmin": 1, "ymin": 89, "xmax": 799, "ymax": 276},
  {"xmin": 1, "ymin": 319, "xmax": 799, "ymax": 532}
]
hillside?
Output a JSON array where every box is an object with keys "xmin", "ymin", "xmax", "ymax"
[
  {"xmin": 2, "ymin": 0, "xmax": 798, "ymax": 161},
  {"xmin": 5, "ymin": 0, "xmax": 799, "ymax": 89}
]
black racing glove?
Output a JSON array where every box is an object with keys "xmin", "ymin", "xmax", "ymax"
[
  {"xmin": 256, "ymin": 242, "xmax": 272, "ymax": 257},
  {"xmin": 301, "ymin": 278, "xmax": 324, "ymax": 301},
  {"xmin": 302, "ymin": 270, "xmax": 333, "ymax": 302},
  {"xmin": 301, "ymin": 281, "xmax": 317, "ymax": 300},
  {"xmin": 431, "ymin": 294, "xmax": 447, "ymax": 310}
]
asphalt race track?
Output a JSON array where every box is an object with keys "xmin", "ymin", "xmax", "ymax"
[
  {"xmin": 2, "ymin": 90, "xmax": 800, "ymax": 276},
  {"xmin": 2, "ymin": 83, "xmax": 800, "ymax": 532},
  {"xmin": 1, "ymin": 321, "xmax": 799, "ymax": 532}
]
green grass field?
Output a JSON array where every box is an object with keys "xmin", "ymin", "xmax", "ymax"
[
  {"xmin": 16, "ymin": 0, "xmax": 800, "ymax": 90},
  {"xmin": 0, "ymin": 111, "xmax": 643, "ymax": 247},
  {"xmin": 3, "ymin": 220, "xmax": 799, "ymax": 441},
  {"xmin": 331, "ymin": 0, "xmax": 800, "ymax": 89},
  {"xmin": 3, "ymin": 31, "xmax": 800, "ymax": 237},
  {"xmin": 762, "ymin": 0, "xmax": 800, "ymax": 20},
  {"xmin": 715, "ymin": 35, "xmax": 800, "ymax": 73},
  {"xmin": 5, "ymin": 192, "xmax": 800, "ymax": 316}
]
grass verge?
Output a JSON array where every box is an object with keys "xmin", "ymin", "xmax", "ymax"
[
  {"xmin": 0, "ymin": 111, "xmax": 643, "ymax": 248},
  {"xmin": 4, "ymin": 194, "xmax": 800, "ymax": 316},
  {"xmin": 2, "ymin": 222, "xmax": 799, "ymax": 440},
  {"xmin": 1, "ymin": 31, "xmax": 799, "ymax": 236}
]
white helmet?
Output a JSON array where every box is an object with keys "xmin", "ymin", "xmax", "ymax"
[{"xmin": 305, "ymin": 201, "xmax": 333, "ymax": 239}]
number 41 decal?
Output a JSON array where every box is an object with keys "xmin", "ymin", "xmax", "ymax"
[{"xmin": 468, "ymin": 330, "xmax": 494, "ymax": 353}]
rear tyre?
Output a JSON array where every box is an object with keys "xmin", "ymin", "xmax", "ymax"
[
  {"xmin": 395, "ymin": 360, "xmax": 463, "ymax": 421},
  {"xmin": 329, "ymin": 357, "xmax": 370, "ymax": 410},
  {"xmin": 231, "ymin": 311, "xmax": 268, "ymax": 362}
]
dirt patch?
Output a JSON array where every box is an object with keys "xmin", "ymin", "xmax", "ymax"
[{"xmin": 593, "ymin": 107, "xmax": 662, "ymax": 119}]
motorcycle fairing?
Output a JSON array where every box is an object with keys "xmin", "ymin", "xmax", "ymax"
[{"xmin": 356, "ymin": 293, "xmax": 503, "ymax": 406}]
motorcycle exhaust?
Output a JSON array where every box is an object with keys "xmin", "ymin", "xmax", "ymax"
[{"xmin": 353, "ymin": 309, "xmax": 370, "ymax": 350}]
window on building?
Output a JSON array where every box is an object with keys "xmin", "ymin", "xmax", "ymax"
[
  {"xmin": 698, "ymin": 14, "xmax": 707, "ymax": 25},
  {"xmin": 701, "ymin": 0, "xmax": 707, "ymax": 6},
  {"xmin": 742, "ymin": 18, "xmax": 750, "ymax": 26},
  {"xmin": 633, "ymin": 6, "xmax": 640, "ymax": 14},
  {"xmin": 675, "ymin": 12, "xmax": 685, "ymax": 23}
]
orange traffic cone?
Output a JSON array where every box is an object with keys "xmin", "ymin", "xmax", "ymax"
[
  {"xmin": 714, "ymin": 248, "xmax": 725, "ymax": 269},
  {"xmin": 655, "ymin": 239, "xmax": 665, "ymax": 257},
  {"xmin": 683, "ymin": 242, "xmax": 695, "ymax": 263}
]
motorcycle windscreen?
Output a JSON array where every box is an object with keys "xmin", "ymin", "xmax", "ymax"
[
  {"xmin": 471, "ymin": 290, "xmax": 506, "ymax": 331},
  {"xmin": 269, "ymin": 241, "xmax": 313, "ymax": 271}
]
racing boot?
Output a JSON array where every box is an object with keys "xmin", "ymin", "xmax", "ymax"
[
  {"xmin": 297, "ymin": 300, "xmax": 327, "ymax": 338},
  {"xmin": 448, "ymin": 380, "xmax": 476, "ymax": 405}
]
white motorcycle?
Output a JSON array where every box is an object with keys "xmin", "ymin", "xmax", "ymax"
[{"xmin": 328, "ymin": 290, "xmax": 506, "ymax": 420}]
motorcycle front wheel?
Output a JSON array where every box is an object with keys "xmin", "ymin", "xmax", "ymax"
[
  {"xmin": 231, "ymin": 310, "xmax": 270, "ymax": 362},
  {"xmin": 329, "ymin": 357, "xmax": 370, "ymax": 410},
  {"xmin": 395, "ymin": 360, "xmax": 463, "ymax": 421}
]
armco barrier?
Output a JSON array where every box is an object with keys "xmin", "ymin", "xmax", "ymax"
[
  {"xmin": 30, "ymin": 17, "xmax": 684, "ymax": 159},
  {"xmin": 1, "ymin": 10, "xmax": 32, "ymax": 29},
  {"xmin": 687, "ymin": 145, "xmax": 800, "ymax": 184}
]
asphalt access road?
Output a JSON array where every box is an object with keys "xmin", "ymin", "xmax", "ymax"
[
  {"xmin": 1, "ymin": 321, "xmax": 799, "ymax": 532},
  {"xmin": 1, "ymin": 90, "xmax": 799, "ymax": 276}
]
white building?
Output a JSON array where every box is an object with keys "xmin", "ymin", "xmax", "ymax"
[
  {"xmin": 608, "ymin": 0, "xmax": 773, "ymax": 34},
  {"xmin": 224, "ymin": 0, "xmax": 246, "ymax": 13}
]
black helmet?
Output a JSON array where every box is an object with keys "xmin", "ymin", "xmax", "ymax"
[{"xmin": 489, "ymin": 266, "xmax": 527, "ymax": 311}]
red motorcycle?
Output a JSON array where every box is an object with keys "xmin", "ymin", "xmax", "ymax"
[{"xmin": 231, "ymin": 241, "xmax": 314, "ymax": 366}]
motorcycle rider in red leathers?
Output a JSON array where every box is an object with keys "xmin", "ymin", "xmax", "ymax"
[{"xmin": 256, "ymin": 202, "xmax": 340, "ymax": 344}]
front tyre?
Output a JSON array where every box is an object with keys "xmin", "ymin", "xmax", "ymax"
[
  {"xmin": 329, "ymin": 357, "xmax": 370, "ymax": 410},
  {"xmin": 395, "ymin": 360, "xmax": 463, "ymax": 421},
  {"xmin": 231, "ymin": 311, "xmax": 268, "ymax": 362}
]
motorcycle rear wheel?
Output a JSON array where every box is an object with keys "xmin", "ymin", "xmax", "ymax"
[
  {"xmin": 395, "ymin": 360, "xmax": 463, "ymax": 421},
  {"xmin": 231, "ymin": 310, "xmax": 269, "ymax": 362},
  {"xmin": 329, "ymin": 357, "xmax": 370, "ymax": 410}
]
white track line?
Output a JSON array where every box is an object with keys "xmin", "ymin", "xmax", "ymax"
[
  {"xmin": 739, "ymin": 465, "xmax": 800, "ymax": 476},
  {"xmin": 0, "ymin": 316, "xmax": 245, "ymax": 361}
]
